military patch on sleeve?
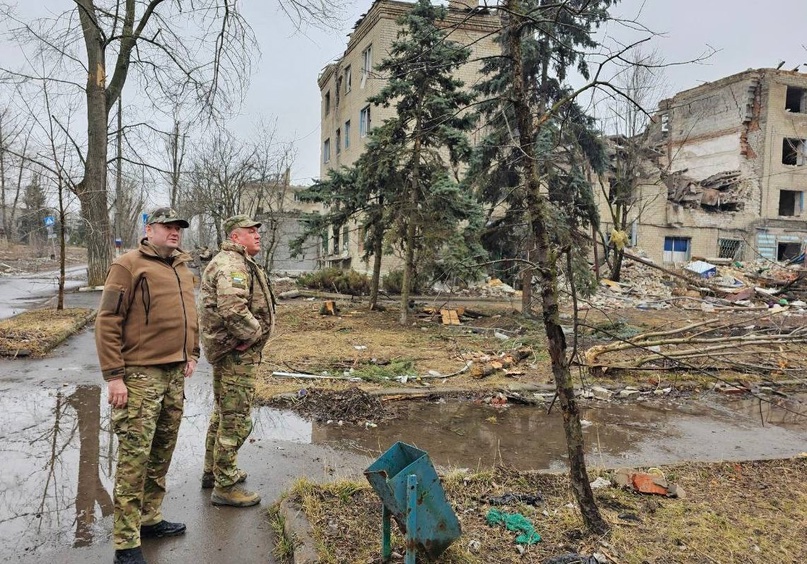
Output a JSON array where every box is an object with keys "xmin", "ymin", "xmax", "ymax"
[{"xmin": 230, "ymin": 271, "xmax": 247, "ymax": 289}]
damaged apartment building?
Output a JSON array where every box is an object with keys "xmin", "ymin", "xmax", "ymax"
[
  {"xmin": 613, "ymin": 68, "xmax": 807, "ymax": 264},
  {"xmin": 316, "ymin": 0, "xmax": 499, "ymax": 272}
]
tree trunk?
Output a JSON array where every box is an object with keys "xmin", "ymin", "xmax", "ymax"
[
  {"xmin": 521, "ymin": 233, "xmax": 534, "ymax": 316},
  {"xmin": 400, "ymin": 117, "xmax": 423, "ymax": 325},
  {"xmin": 369, "ymin": 223, "xmax": 384, "ymax": 310},
  {"xmin": 610, "ymin": 247, "xmax": 624, "ymax": 282},
  {"xmin": 506, "ymin": 0, "xmax": 607, "ymax": 534},
  {"xmin": 77, "ymin": 1, "xmax": 114, "ymax": 285},
  {"xmin": 79, "ymin": 82, "xmax": 114, "ymax": 285},
  {"xmin": 399, "ymin": 205, "xmax": 417, "ymax": 325}
]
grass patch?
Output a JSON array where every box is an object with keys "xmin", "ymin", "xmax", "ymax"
[
  {"xmin": 0, "ymin": 308, "xmax": 94, "ymax": 357},
  {"xmin": 267, "ymin": 504, "xmax": 295, "ymax": 562},
  {"xmin": 350, "ymin": 359, "xmax": 415, "ymax": 383},
  {"xmin": 283, "ymin": 458, "xmax": 807, "ymax": 563}
]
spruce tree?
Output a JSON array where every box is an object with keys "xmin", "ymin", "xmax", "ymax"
[{"xmin": 369, "ymin": 0, "xmax": 483, "ymax": 324}]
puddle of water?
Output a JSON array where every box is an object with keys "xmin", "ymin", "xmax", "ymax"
[
  {"xmin": 0, "ymin": 379, "xmax": 310, "ymax": 558},
  {"xmin": 1, "ymin": 377, "xmax": 804, "ymax": 559},
  {"xmin": 306, "ymin": 395, "xmax": 807, "ymax": 472}
]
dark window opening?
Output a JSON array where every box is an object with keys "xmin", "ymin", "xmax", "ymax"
[
  {"xmin": 782, "ymin": 138, "xmax": 806, "ymax": 165},
  {"xmin": 332, "ymin": 227, "xmax": 340, "ymax": 255},
  {"xmin": 785, "ymin": 86, "xmax": 806, "ymax": 113},
  {"xmin": 778, "ymin": 190, "xmax": 802, "ymax": 216},
  {"xmin": 777, "ymin": 242, "xmax": 801, "ymax": 261},
  {"xmin": 718, "ymin": 238, "xmax": 743, "ymax": 260}
]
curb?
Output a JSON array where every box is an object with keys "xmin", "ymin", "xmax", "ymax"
[{"xmin": 279, "ymin": 498, "xmax": 319, "ymax": 564}]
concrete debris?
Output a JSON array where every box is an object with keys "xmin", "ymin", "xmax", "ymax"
[
  {"xmin": 665, "ymin": 169, "xmax": 746, "ymax": 211},
  {"xmin": 582, "ymin": 250, "xmax": 807, "ymax": 312}
]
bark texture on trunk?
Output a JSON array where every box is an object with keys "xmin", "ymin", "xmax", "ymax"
[{"xmin": 506, "ymin": 0, "xmax": 608, "ymax": 534}]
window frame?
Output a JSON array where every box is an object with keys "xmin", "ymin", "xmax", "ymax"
[{"xmin": 359, "ymin": 106, "xmax": 371, "ymax": 137}]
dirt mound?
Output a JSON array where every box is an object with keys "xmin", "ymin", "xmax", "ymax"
[{"xmin": 269, "ymin": 386, "xmax": 387, "ymax": 424}]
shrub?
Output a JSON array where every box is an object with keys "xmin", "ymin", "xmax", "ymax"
[
  {"xmin": 297, "ymin": 268, "xmax": 370, "ymax": 296},
  {"xmin": 381, "ymin": 269, "xmax": 426, "ymax": 295}
]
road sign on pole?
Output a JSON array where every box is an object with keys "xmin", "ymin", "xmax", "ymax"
[{"xmin": 44, "ymin": 216, "xmax": 55, "ymax": 227}]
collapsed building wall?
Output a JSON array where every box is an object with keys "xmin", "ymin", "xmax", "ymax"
[{"xmin": 604, "ymin": 69, "xmax": 807, "ymax": 265}]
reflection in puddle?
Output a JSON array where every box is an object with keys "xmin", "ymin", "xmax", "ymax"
[
  {"xmin": 0, "ymin": 385, "xmax": 114, "ymax": 554},
  {"xmin": 0, "ymin": 380, "xmax": 804, "ymax": 559},
  {"xmin": 307, "ymin": 395, "xmax": 807, "ymax": 472},
  {"xmin": 0, "ymin": 380, "xmax": 311, "ymax": 558}
]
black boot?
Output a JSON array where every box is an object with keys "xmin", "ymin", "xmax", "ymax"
[
  {"xmin": 113, "ymin": 546, "xmax": 146, "ymax": 564},
  {"xmin": 140, "ymin": 520, "xmax": 187, "ymax": 538}
]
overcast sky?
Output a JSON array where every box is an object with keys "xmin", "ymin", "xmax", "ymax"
[
  {"xmin": 3, "ymin": 0, "xmax": 806, "ymax": 190},
  {"xmin": 241, "ymin": 0, "xmax": 807, "ymax": 186}
]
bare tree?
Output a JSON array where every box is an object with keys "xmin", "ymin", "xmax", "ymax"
[
  {"xmin": 1, "ymin": 1, "xmax": 258, "ymax": 284},
  {"xmin": 184, "ymin": 124, "xmax": 293, "ymax": 251},
  {"xmin": 0, "ymin": 103, "xmax": 32, "ymax": 243},
  {"xmin": 598, "ymin": 48, "xmax": 666, "ymax": 281}
]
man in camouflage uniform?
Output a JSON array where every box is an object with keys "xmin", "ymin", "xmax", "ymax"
[
  {"xmin": 95, "ymin": 207, "xmax": 199, "ymax": 564},
  {"xmin": 198, "ymin": 214, "xmax": 275, "ymax": 506}
]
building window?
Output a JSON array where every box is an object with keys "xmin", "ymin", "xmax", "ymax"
[
  {"xmin": 782, "ymin": 138, "xmax": 807, "ymax": 165},
  {"xmin": 344, "ymin": 65, "xmax": 352, "ymax": 94},
  {"xmin": 361, "ymin": 45, "xmax": 372, "ymax": 88},
  {"xmin": 323, "ymin": 138, "xmax": 331, "ymax": 163},
  {"xmin": 718, "ymin": 238, "xmax": 743, "ymax": 260},
  {"xmin": 778, "ymin": 241, "xmax": 802, "ymax": 261},
  {"xmin": 324, "ymin": 91, "xmax": 331, "ymax": 116},
  {"xmin": 335, "ymin": 128, "xmax": 341, "ymax": 155},
  {"xmin": 321, "ymin": 232, "xmax": 329, "ymax": 253},
  {"xmin": 785, "ymin": 86, "xmax": 807, "ymax": 113},
  {"xmin": 662, "ymin": 236, "xmax": 690, "ymax": 263},
  {"xmin": 660, "ymin": 113, "xmax": 670, "ymax": 137},
  {"xmin": 778, "ymin": 189, "xmax": 803, "ymax": 216},
  {"xmin": 359, "ymin": 106, "xmax": 371, "ymax": 137},
  {"xmin": 344, "ymin": 120, "xmax": 351, "ymax": 149},
  {"xmin": 342, "ymin": 225, "xmax": 349, "ymax": 252},
  {"xmin": 332, "ymin": 226, "xmax": 340, "ymax": 254}
]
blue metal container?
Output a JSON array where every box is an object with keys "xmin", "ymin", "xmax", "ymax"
[{"xmin": 365, "ymin": 442, "xmax": 461, "ymax": 560}]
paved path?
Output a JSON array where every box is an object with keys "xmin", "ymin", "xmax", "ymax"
[{"xmin": 0, "ymin": 288, "xmax": 372, "ymax": 564}]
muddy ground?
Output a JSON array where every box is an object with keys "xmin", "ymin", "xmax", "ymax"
[
  {"xmin": 2, "ymin": 242, "xmax": 806, "ymax": 562},
  {"xmin": 254, "ymin": 294, "xmax": 807, "ymax": 563},
  {"xmin": 256, "ymin": 293, "xmax": 807, "ymax": 413}
]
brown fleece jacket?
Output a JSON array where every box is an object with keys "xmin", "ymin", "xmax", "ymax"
[{"xmin": 95, "ymin": 239, "xmax": 200, "ymax": 381}]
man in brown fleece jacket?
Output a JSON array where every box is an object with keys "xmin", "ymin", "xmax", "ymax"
[{"xmin": 95, "ymin": 207, "xmax": 199, "ymax": 564}]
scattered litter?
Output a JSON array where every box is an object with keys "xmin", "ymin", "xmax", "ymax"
[
  {"xmin": 589, "ymin": 477, "xmax": 611, "ymax": 489},
  {"xmin": 613, "ymin": 467, "xmax": 684, "ymax": 498},
  {"xmin": 486, "ymin": 492, "xmax": 544, "ymax": 506}
]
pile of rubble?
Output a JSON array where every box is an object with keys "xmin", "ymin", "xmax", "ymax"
[{"xmin": 585, "ymin": 253, "xmax": 807, "ymax": 313}]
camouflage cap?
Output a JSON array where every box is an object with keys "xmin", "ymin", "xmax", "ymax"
[
  {"xmin": 146, "ymin": 207, "xmax": 189, "ymax": 228},
  {"xmin": 224, "ymin": 214, "xmax": 261, "ymax": 235}
]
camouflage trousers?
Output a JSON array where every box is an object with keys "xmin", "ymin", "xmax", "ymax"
[
  {"xmin": 111, "ymin": 363, "xmax": 185, "ymax": 550},
  {"xmin": 204, "ymin": 347, "xmax": 260, "ymax": 488}
]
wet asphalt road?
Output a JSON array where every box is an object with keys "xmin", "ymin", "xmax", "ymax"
[{"xmin": 0, "ymin": 286, "xmax": 372, "ymax": 564}]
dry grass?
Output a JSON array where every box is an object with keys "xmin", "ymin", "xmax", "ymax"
[
  {"xmin": 282, "ymin": 458, "xmax": 807, "ymax": 563},
  {"xmin": 0, "ymin": 308, "xmax": 94, "ymax": 356},
  {"xmin": 255, "ymin": 299, "xmax": 553, "ymax": 402},
  {"xmin": 255, "ymin": 299, "xmax": 807, "ymax": 405}
]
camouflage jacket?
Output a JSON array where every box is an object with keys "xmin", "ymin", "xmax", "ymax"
[
  {"xmin": 95, "ymin": 239, "xmax": 200, "ymax": 381},
  {"xmin": 198, "ymin": 241, "xmax": 275, "ymax": 363}
]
